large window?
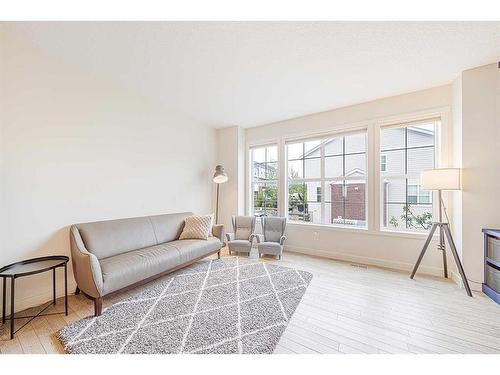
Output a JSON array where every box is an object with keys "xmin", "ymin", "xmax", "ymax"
[
  {"xmin": 380, "ymin": 121, "xmax": 437, "ymax": 232},
  {"xmin": 250, "ymin": 145, "xmax": 278, "ymax": 217},
  {"xmin": 286, "ymin": 132, "xmax": 367, "ymax": 228}
]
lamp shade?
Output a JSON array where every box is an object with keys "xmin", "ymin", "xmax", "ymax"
[
  {"xmin": 420, "ymin": 168, "xmax": 461, "ymax": 191},
  {"xmin": 213, "ymin": 165, "xmax": 228, "ymax": 184}
]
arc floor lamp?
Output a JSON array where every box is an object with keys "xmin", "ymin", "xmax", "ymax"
[
  {"xmin": 213, "ymin": 165, "xmax": 228, "ymax": 224},
  {"xmin": 410, "ymin": 168, "xmax": 472, "ymax": 297}
]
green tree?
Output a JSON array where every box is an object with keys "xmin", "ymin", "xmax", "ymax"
[{"xmin": 389, "ymin": 204, "xmax": 432, "ymax": 230}]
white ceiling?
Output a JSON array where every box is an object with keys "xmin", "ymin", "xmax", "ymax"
[{"xmin": 3, "ymin": 22, "xmax": 500, "ymax": 128}]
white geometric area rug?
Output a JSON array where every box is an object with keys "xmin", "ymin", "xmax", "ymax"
[{"xmin": 57, "ymin": 256, "xmax": 312, "ymax": 354}]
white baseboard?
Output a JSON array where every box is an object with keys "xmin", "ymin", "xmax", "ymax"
[
  {"xmin": 285, "ymin": 245, "xmax": 449, "ymax": 278},
  {"xmin": 450, "ymin": 270, "xmax": 482, "ymax": 292}
]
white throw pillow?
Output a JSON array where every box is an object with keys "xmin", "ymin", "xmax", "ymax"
[{"xmin": 179, "ymin": 214, "xmax": 214, "ymax": 240}]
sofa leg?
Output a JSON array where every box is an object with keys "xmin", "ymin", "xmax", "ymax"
[
  {"xmin": 94, "ymin": 297, "xmax": 103, "ymax": 316},
  {"xmin": 217, "ymin": 250, "xmax": 221, "ymax": 259},
  {"xmin": 75, "ymin": 286, "xmax": 80, "ymax": 295}
]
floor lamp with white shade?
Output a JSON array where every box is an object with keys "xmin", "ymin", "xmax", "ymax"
[
  {"xmin": 213, "ymin": 165, "xmax": 228, "ymax": 225},
  {"xmin": 410, "ymin": 168, "xmax": 473, "ymax": 297}
]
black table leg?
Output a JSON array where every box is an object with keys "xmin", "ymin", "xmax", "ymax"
[
  {"xmin": 2, "ymin": 277, "xmax": 5, "ymax": 324},
  {"xmin": 10, "ymin": 277, "xmax": 15, "ymax": 339},
  {"xmin": 52, "ymin": 268, "xmax": 56, "ymax": 306},
  {"xmin": 64, "ymin": 264, "xmax": 68, "ymax": 316}
]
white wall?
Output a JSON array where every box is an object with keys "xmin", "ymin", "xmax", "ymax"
[
  {"xmin": 460, "ymin": 63, "xmax": 500, "ymax": 288},
  {"xmin": 0, "ymin": 30, "xmax": 216, "ymax": 311},
  {"xmin": 245, "ymin": 85, "xmax": 454, "ymax": 278},
  {"xmin": 215, "ymin": 126, "xmax": 245, "ymax": 231}
]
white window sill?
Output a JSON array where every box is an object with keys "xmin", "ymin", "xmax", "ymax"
[{"xmin": 287, "ymin": 221, "xmax": 436, "ymax": 240}]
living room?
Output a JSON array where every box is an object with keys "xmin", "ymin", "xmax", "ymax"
[{"xmin": 1, "ymin": 1, "xmax": 499, "ymax": 373}]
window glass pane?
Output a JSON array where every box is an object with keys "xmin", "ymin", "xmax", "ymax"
[
  {"xmin": 304, "ymin": 140, "xmax": 321, "ymax": 156},
  {"xmin": 408, "ymin": 185, "xmax": 418, "ymax": 204},
  {"xmin": 380, "ymin": 149, "xmax": 405, "ymax": 176},
  {"xmin": 251, "ymin": 146, "xmax": 278, "ymax": 217},
  {"xmin": 324, "ymin": 137, "xmax": 342, "ymax": 156},
  {"xmin": 383, "ymin": 203, "xmax": 408, "ymax": 231},
  {"xmin": 253, "ymin": 182, "xmax": 278, "ymax": 217},
  {"xmin": 345, "ymin": 180, "xmax": 366, "ymax": 205},
  {"xmin": 383, "ymin": 203, "xmax": 433, "ymax": 232},
  {"xmin": 252, "ymin": 147, "xmax": 266, "ymax": 163},
  {"xmin": 253, "ymin": 162, "xmax": 268, "ymax": 182},
  {"xmin": 406, "ymin": 204, "xmax": 433, "ymax": 230},
  {"xmin": 304, "ymin": 157, "xmax": 321, "ymax": 178},
  {"xmin": 325, "ymin": 181, "xmax": 344, "ymax": 203},
  {"xmin": 287, "ymin": 143, "xmax": 303, "ymax": 160},
  {"xmin": 324, "ymin": 155, "xmax": 342, "ymax": 178},
  {"xmin": 407, "ymin": 147, "xmax": 434, "ymax": 175},
  {"xmin": 345, "ymin": 133, "xmax": 366, "ymax": 154},
  {"xmin": 381, "ymin": 127, "xmax": 405, "ymax": 150},
  {"xmin": 305, "ymin": 202, "xmax": 322, "ymax": 224},
  {"xmin": 288, "ymin": 181, "xmax": 321, "ymax": 223},
  {"xmin": 407, "ymin": 123, "xmax": 435, "ymax": 148},
  {"xmin": 345, "ymin": 153, "xmax": 366, "ymax": 177},
  {"xmin": 265, "ymin": 162, "xmax": 278, "ymax": 180},
  {"xmin": 267, "ymin": 146, "xmax": 278, "ymax": 162},
  {"xmin": 324, "ymin": 180, "xmax": 366, "ymax": 227},
  {"xmin": 382, "ymin": 178, "xmax": 406, "ymax": 204},
  {"xmin": 288, "ymin": 159, "xmax": 303, "ymax": 179}
]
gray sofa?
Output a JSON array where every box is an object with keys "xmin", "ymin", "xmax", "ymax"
[{"xmin": 70, "ymin": 212, "xmax": 224, "ymax": 316}]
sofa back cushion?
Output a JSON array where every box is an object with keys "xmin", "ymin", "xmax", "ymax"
[
  {"xmin": 149, "ymin": 212, "xmax": 193, "ymax": 244},
  {"xmin": 76, "ymin": 212, "xmax": 193, "ymax": 259}
]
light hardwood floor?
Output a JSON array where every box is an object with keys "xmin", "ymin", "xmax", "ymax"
[{"xmin": 1, "ymin": 248, "xmax": 499, "ymax": 354}]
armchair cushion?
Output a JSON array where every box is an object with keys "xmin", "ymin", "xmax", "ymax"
[
  {"xmin": 257, "ymin": 242, "xmax": 283, "ymax": 255},
  {"xmin": 228, "ymin": 239, "xmax": 252, "ymax": 253}
]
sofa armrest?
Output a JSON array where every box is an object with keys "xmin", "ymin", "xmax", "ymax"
[
  {"xmin": 70, "ymin": 225, "xmax": 104, "ymax": 298},
  {"xmin": 212, "ymin": 224, "xmax": 224, "ymax": 244},
  {"xmin": 226, "ymin": 233, "xmax": 235, "ymax": 242}
]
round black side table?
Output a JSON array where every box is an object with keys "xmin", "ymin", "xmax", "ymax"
[{"xmin": 0, "ymin": 255, "xmax": 69, "ymax": 339}]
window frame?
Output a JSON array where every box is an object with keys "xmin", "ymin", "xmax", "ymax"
[
  {"xmin": 378, "ymin": 118, "xmax": 441, "ymax": 234},
  {"xmin": 245, "ymin": 108, "xmax": 449, "ymax": 239},
  {"xmin": 248, "ymin": 143, "xmax": 280, "ymax": 218},
  {"xmin": 285, "ymin": 130, "xmax": 368, "ymax": 228}
]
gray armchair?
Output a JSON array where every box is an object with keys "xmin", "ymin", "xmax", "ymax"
[
  {"xmin": 255, "ymin": 217, "xmax": 287, "ymax": 260},
  {"xmin": 225, "ymin": 216, "xmax": 256, "ymax": 256}
]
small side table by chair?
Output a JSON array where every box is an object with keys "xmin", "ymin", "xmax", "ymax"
[{"xmin": 0, "ymin": 255, "xmax": 69, "ymax": 339}]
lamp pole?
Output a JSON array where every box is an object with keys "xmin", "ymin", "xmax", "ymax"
[
  {"xmin": 215, "ymin": 183, "xmax": 220, "ymax": 224},
  {"xmin": 213, "ymin": 165, "xmax": 228, "ymax": 225},
  {"xmin": 438, "ymin": 189, "xmax": 448, "ymax": 278}
]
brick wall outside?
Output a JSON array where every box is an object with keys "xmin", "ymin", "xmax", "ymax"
[{"xmin": 330, "ymin": 183, "xmax": 366, "ymax": 221}]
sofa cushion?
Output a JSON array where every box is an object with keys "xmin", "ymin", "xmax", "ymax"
[
  {"xmin": 76, "ymin": 212, "xmax": 194, "ymax": 260},
  {"xmin": 149, "ymin": 212, "xmax": 193, "ymax": 244},
  {"xmin": 170, "ymin": 237, "xmax": 221, "ymax": 264},
  {"xmin": 179, "ymin": 214, "xmax": 214, "ymax": 240},
  {"xmin": 100, "ymin": 243, "xmax": 181, "ymax": 295},
  {"xmin": 77, "ymin": 217, "xmax": 157, "ymax": 260}
]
